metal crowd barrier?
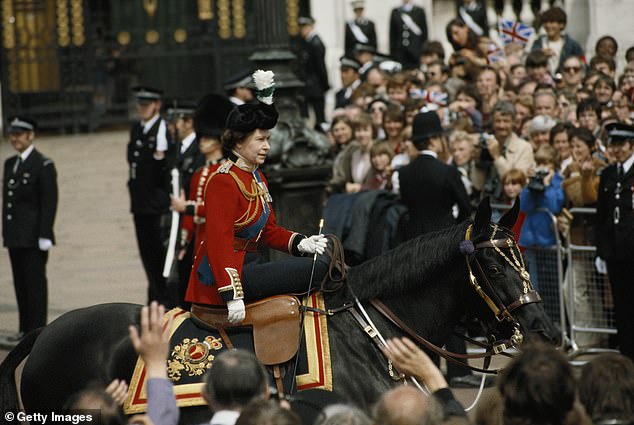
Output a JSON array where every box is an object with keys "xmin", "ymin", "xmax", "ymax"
[{"xmin": 564, "ymin": 207, "xmax": 617, "ymax": 360}]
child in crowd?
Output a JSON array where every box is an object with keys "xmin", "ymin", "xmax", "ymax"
[{"xmin": 363, "ymin": 142, "xmax": 395, "ymax": 191}]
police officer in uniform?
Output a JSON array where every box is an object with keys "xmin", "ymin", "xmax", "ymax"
[
  {"xmin": 223, "ymin": 70, "xmax": 255, "ymax": 106},
  {"xmin": 389, "ymin": 0, "xmax": 428, "ymax": 69},
  {"xmin": 2, "ymin": 117, "xmax": 58, "ymax": 343},
  {"xmin": 345, "ymin": 0, "xmax": 377, "ymax": 57},
  {"xmin": 127, "ymin": 86, "xmax": 171, "ymax": 303},
  {"xmin": 298, "ymin": 16, "xmax": 330, "ymax": 130},
  {"xmin": 596, "ymin": 122, "xmax": 634, "ymax": 361},
  {"xmin": 335, "ymin": 56, "xmax": 362, "ymax": 110}
]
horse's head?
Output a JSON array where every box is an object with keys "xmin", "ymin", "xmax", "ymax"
[{"xmin": 465, "ymin": 198, "xmax": 560, "ymax": 348}]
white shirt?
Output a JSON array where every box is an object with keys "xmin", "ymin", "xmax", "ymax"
[
  {"xmin": 545, "ymin": 37, "xmax": 564, "ymax": 75},
  {"xmin": 209, "ymin": 410, "xmax": 240, "ymax": 425},
  {"xmin": 621, "ymin": 150, "xmax": 634, "ymax": 174},
  {"xmin": 229, "ymin": 96, "xmax": 245, "ymax": 106},
  {"xmin": 141, "ymin": 113, "xmax": 168, "ymax": 152},
  {"xmin": 18, "ymin": 144, "xmax": 35, "ymax": 162},
  {"xmin": 180, "ymin": 132, "xmax": 196, "ymax": 154}
]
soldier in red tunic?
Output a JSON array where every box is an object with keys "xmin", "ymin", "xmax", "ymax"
[
  {"xmin": 185, "ymin": 71, "xmax": 328, "ymax": 323},
  {"xmin": 173, "ymin": 95, "xmax": 235, "ymax": 254}
]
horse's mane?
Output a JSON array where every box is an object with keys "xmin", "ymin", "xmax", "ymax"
[{"xmin": 347, "ymin": 221, "xmax": 471, "ymax": 301}]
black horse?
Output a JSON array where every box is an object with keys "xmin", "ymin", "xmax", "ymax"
[{"xmin": 0, "ymin": 200, "xmax": 558, "ymax": 422}]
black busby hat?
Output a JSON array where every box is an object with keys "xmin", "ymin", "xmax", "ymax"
[
  {"xmin": 222, "ymin": 69, "xmax": 254, "ymax": 91},
  {"xmin": 225, "ymin": 70, "xmax": 278, "ymax": 133},
  {"xmin": 606, "ymin": 122, "xmax": 634, "ymax": 144},
  {"xmin": 7, "ymin": 116, "xmax": 36, "ymax": 133},
  {"xmin": 132, "ymin": 86, "xmax": 163, "ymax": 104},
  {"xmin": 411, "ymin": 110, "xmax": 445, "ymax": 146},
  {"xmin": 340, "ymin": 56, "xmax": 361, "ymax": 71},
  {"xmin": 194, "ymin": 94, "xmax": 235, "ymax": 138}
]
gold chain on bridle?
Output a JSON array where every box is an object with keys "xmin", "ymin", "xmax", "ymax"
[{"xmin": 489, "ymin": 224, "xmax": 532, "ymax": 294}]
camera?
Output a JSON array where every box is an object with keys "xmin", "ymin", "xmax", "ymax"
[
  {"xmin": 527, "ymin": 170, "xmax": 549, "ymax": 193},
  {"xmin": 476, "ymin": 133, "xmax": 494, "ymax": 169}
]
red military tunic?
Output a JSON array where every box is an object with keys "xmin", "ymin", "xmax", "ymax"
[
  {"xmin": 179, "ymin": 163, "xmax": 219, "ymax": 250},
  {"xmin": 185, "ymin": 157, "xmax": 302, "ymax": 305}
]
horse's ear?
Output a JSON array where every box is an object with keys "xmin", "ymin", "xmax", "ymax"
[
  {"xmin": 498, "ymin": 198, "xmax": 520, "ymax": 230},
  {"xmin": 474, "ymin": 196, "xmax": 492, "ymax": 233}
]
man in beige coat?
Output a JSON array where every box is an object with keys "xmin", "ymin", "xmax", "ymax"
[{"xmin": 476, "ymin": 101, "xmax": 535, "ymax": 198}]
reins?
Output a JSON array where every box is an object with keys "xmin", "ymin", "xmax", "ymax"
[{"xmin": 317, "ymin": 223, "xmax": 543, "ymax": 378}]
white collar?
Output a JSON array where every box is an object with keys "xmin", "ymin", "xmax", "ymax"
[
  {"xmin": 401, "ymin": 3, "xmax": 414, "ymax": 12},
  {"xmin": 231, "ymin": 150, "xmax": 258, "ymax": 173},
  {"xmin": 622, "ymin": 151, "xmax": 634, "ymax": 174},
  {"xmin": 306, "ymin": 30, "xmax": 317, "ymax": 42},
  {"xmin": 229, "ymin": 96, "xmax": 245, "ymax": 105},
  {"xmin": 142, "ymin": 114, "xmax": 160, "ymax": 133},
  {"xmin": 180, "ymin": 132, "xmax": 197, "ymax": 153},
  {"xmin": 209, "ymin": 410, "xmax": 240, "ymax": 425},
  {"xmin": 420, "ymin": 149, "xmax": 437, "ymax": 158},
  {"xmin": 19, "ymin": 144, "xmax": 35, "ymax": 161}
]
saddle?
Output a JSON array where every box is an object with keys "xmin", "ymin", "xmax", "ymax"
[{"xmin": 191, "ymin": 295, "xmax": 301, "ymax": 365}]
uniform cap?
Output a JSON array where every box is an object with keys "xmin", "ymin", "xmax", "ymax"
[
  {"xmin": 351, "ymin": 0, "xmax": 365, "ymax": 10},
  {"xmin": 298, "ymin": 16, "xmax": 315, "ymax": 26},
  {"xmin": 166, "ymin": 99, "xmax": 197, "ymax": 119},
  {"xmin": 606, "ymin": 122, "xmax": 634, "ymax": 144},
  {"xmin": 353, "ymin": 43, "xmax": 376, "ymax": 55},
  {"xmin": 7, "ymin": 116, "xmax": 36, "ymax": 133},
  {"xmin": 340, "ymin": 56, "xmax": 362, "ymax": 71},
  {"xmin": 222, "ymin": 69, "xmax": 254, "ymax": 91},
  {"xmin": 132, "ymin": 86, "xmax": 163, "ymax": 103}
]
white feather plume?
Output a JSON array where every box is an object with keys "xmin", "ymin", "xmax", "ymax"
[{"xmin": 252, "ymin": 69, "xmax": 275, "ymax": 105}]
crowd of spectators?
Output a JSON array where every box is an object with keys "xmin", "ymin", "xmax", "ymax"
[
  {"xmin": 52, "ymin": 1, "xmax": 634, "ymax": 423},
  {"xmin": 316, "ymin": 1, "xmax": 634, "ymax": 360}
]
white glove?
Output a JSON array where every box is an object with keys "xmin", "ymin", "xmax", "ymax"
[
  {"xmin": 298, "ymin": 234, "xmax": 328, "ymax": 255},
  {"xmin": 38, "ymin": 238, "xmax": 53, "ymax": 251},
  {"xmin": 227, "ymin": 299, "xmax": 246, "ymax": 324},
  {"xmin": 595, "ymin": 257, "xmax": 607, "ymax": 275}
]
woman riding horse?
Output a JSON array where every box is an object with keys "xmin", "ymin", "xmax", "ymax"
[{"xmin": 186, "ymin": 70, "xmax": 329, "ymax": 323}]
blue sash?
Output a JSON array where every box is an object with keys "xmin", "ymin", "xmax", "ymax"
[{"xmin": 197, "ymin": 170, "xmax": 271, "ymax": 285}]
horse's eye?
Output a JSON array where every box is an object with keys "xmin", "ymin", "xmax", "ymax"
[{"xmin": 488, "ymin": 265, "xmax": 502, "ymax": 274}]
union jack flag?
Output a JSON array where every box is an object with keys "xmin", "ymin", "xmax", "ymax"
[
  {"xmin": 486, "ymin": 43, "xmax": 505, "ymax": 63},
  {"xmin": 498, "ymin": 19, "xmax": 534, "ymax": 47}
]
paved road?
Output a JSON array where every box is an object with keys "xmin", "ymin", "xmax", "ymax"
[{"xmin": 0, "ymin": 130, "xmax": 146, "ymax": 341}]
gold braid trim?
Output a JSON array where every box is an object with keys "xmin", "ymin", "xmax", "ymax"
[{"xmin": 204, "ymin": 166, "xmax": 269, "ymax": 231}]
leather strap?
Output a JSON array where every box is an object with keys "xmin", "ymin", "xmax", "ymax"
[
  {"xmin": 216, "ymin": 326, "xmax": 235, "ymax": 350},
  {"xmin": 371, "ymin": 299, "xmax": 501, "ymax": 374},
  {"xmin": 272, "ymin": 365, "xmax": 285, "ymax": 399},
  {"xmin": 234, "ymin": 237, "xmax": 258, "ymax": 252}
]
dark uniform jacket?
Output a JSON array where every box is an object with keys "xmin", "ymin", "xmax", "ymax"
[
  {"xmin": 127, "ymin": 119, "xmax": 170, "ymax": 215},
  {"xmin": 344, "ymin": 18, "xmax": 377, "ymax": 56},
  {"xmin": 389, "ymin": 5, "xmax": 428, "ymax": 68},
  {"xmin": 456, "ymin": 1, "xmax": 489, "ymax": 36},
  {"xmin": 334, "ymin": 79, "xmax": 361, "ymax": 110},
  {"xmin": 596, "ymin": 164, "xmax": 634, "ymax": 261},
  {"xmin": 175, "ymin": 134, "xmax": 204, "ymax": 197},
  {"xmin": 2, "ymin": 149, "xmax": 58, "ymax": 247},
  {"xmin": 398, "ymin": 153, "xmax": 471, "ymax": 236},
  {"xmin": 300, "ymin": 33, "xmax": 330, "ymax": 99}
]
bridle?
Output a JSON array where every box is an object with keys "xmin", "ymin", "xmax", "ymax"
[
  {"xmin": 461, "ymin": 223, "xmax": 542, "ymax": 351},
  {"xmin": 350, "ymin": 222, "xmax": 543, "ymax": 378},
  {"xmin": 310, "ymin": 223, "xmax": 544, "ymax": 379}
]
